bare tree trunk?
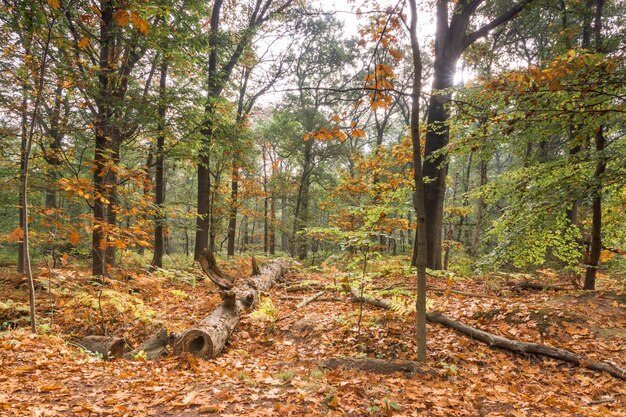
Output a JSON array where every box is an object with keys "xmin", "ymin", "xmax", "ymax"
[
  {"xmin": 151, "ymin": 56, "xmax": 168, "ymax": 269},
  {"xmin": 227, "ymin": 165, "xmax": 238, "ymax": 256},
  {"xmin": 408, "ymin": 0, "xmax": 426, "ymax": 362},
  {"xmin": 470, "ymin": 159, "xmax": 488, "ymax": 258},
  {"xmin": 583, "ymin": 0, "xmax": 605, "ymax": 290}
]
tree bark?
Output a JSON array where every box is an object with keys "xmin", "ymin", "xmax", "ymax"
[
  {"xmin": 151, "ymin": 57, "xmax": 168, "ymax": 269},
  {"xmin": 227, "ymin": 165, "xmax": 239, "ymax": 256},
  {"xmin": 408, "ymin": 0, "xmax": 427, "ymax": 362},
  {"xmin": 78, "ymin": 335, "xmax": 128, "ymax": 359},
  {"xmin": 584, "ymin": 126, "xmax": 605, "ymax": 290}
]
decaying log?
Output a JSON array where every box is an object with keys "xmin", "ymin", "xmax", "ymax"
[
  {"xmin": 321, "ymin": 357, "xmax": 427, "ymax": 377},
  {"xmin": 173, "ymin": 254, "xmax": 289, "ymax": 359},
  {"xmin": 350, "ymin": 288, "xmax": 626, "ymax": 380},
  {"xmin": 276, "ymin": 291, "xmax": 326, "ymax": 322},
  {"xmin": 124, "ymin": 328, "xmax": 177, "ymax": 360},
  {"xmin": 78, "ymin": 335, "xmax": 128, "ymax": 359},
  {"xmin": 251, "ymin": 257, "xmax": 260, "ymax": 276},
  {"xmin": 199, "ymin": 249, "xmax": 236, "ymax": 290}
]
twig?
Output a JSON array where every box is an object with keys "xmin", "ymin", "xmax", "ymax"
[{"xmin": 276, "ymin": 291, "xmax": 326, "ymax": 322}]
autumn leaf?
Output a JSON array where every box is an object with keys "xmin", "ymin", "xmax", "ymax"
[
  {"xmin": 351, "ymin": 128, "xmax": 366, "ymax": 139},
  {"xmin": 389, "ymin": 48, "xmax": 402, "ymax": 60},
  {"xmin": 114, "ymin": 9, "xmax": 130, "ymax": 26},
  {"xmin": 77, "ymin": 36, "xmax": 89, "ymax": 49},
  {"xmin": 131, "ymin": 12, "xmax": 149, "ymax": 34},
  {"xmin": 47, "ymin": 0, "xmax": 60, "ymax": 9},
  {"xmin": 7, "ymin": 226, "xmax": 23, "ymax": 243},
  {"xmin": 68, "ymin": 230, "xmax": 81, "ymax": 245}
]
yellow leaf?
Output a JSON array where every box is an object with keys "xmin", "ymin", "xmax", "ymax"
[
  {"xmin": 78, "ymin": 36, "xmax": 89, "ymax": 49},
  {"xmin": 47, "ymin": 0, "xmax": 60, "ymax": 9},
  {"xmin": 7, "ymin": 226, "xmax": 23, "ymax": 243},
  {"xmin": 68, "ymin": 230, "xmax": 81, "ymax": 245}
]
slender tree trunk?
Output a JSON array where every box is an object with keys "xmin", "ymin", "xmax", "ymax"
[
  {"xmin": 21, "ymin": 15, "xmax": 53, "ymax": 332},
  {"xmin": 151, "ymin": 57, "xmax": 168, "ymax": 269},
  {"xmin": 263, "ymin": 145, "xmax": 269, "ymax": 253},
  {"xmin": 281, "ymin": 195, "xmax": 288, "ymax": 252},
  {"xmin": 18, "ymin": 88, "xmax": 28, "ymax": 274},
  {"xmin": 105, "ymin": 143, "xmax": 120, "ymax": 268},
  {"xmin": 195, "ymin": 157, "xmax": 211, "ymax": 259},
  {"xmin": 584, "ymin": 1, "xmax": 605, "ymax": 290},
  {"xmin": 269, "ymin": 193, "xmax": 276, "ymax": 255},
  {"xmin": 470, "ymin": 159, "xmax": 487, "ymax": 258},
  {"xmin": 227, "ymin": 165, "xmax": 238, "ymax": 256},
  {"xmin": 408, "ymin": 0, "xmax": 427, "ymax": 362}
]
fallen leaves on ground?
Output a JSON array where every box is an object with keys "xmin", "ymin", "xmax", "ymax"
[{"xmin": 0, "ymin": 259, "xmax": 625, "ymax": 416}]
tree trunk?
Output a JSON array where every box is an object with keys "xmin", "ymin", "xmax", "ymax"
[
  {"xmin": 195, "ymin": 156, "xmax": 211, "ymax": 260},
  {"xmin": 583, "ymin": 0, "xmax": 605, "ymax": 290},
  {"xmin": 423, "ymin": 0, "xmax": 532, "ymax": 270},
  {"xmin": 408, "ymin": 0, "xmax": 427, "ymax": 362},
  {"xmin": 584, "ymin": 126, "xmax": 605, "ymax": 290},
  {"xmin": 227, "ymin": 165, "xmax": 238, "ymax": 256},
  {"xmin": 470, "ymin": 159, "xmax": 488, "ymax": 258},
  {"xmin": 269, "ymin": 193, "xmax": 276, "ymax": 255},
  {"xmin": 151, "ymin": 57, "xmax": 168, "ymax": 269}
]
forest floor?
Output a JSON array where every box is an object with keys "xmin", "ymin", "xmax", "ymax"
[{"xmin": 0, "ymin": 255, "xmax": 625, "ymax": 416}]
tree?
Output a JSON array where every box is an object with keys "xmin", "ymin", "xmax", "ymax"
[{"xmin": 423, "ymin": 0, "xmax": 534, "ymax": 269}]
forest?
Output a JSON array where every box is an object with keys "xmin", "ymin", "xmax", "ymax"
[{"xmin": 0, "ymin": 0, "xmax": 625, "ymax": 415}]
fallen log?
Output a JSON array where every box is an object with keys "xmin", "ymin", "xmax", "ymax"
[
  {"xmin": 373, "ymin": 284, "xmax": 491, "ymax": 298},
  {"xmin": 350, "ymin": 288, "xmax": 626, "ymax": 380},
  {"xmin": 321, "ymin": 356, "xmax": 428, "ymax": 377},
  {"xmin": 124, "ymin": 327, "xmax": 177, "ymax": 360},
  {"xmin": 78, "ymin": 335, "xmax": 128, "ymax": 359},
  {"xmin": 173, "ymin": 253, "xmax": 289, "ymax": 359},
  {"xmin": 513, "ymin": 281, "xmax": 569, "ymax": 292}
]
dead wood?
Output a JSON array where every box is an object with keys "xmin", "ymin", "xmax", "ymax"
[
  {"xmin": 350, "ymin": 288, "xmax": 626, "ymax": 380},
  {"xmin": 173, "ymin": 254, "xmax": 289, "ymax": 359},
  {"xmin": 78, "ymin": 335, "xmax": 128, "ymax": 359},
  {"xmin": 251, "ymin": 257, "xmax": 260, "ymax": 276},
  {"xmin": 321, "ymin": 357, "xmax": 428, "ymax": 377},
  {"xmin": 513, "ymin": 281, "xmax": 570, "ymax": 292},
  {"xmin": 276, "ymin": 291, "xmax": 326, "ymax": 322},
  {"xmin": 198, "ymin": 249, "xmax": 236, "ymax": 290},
  {"xmin": 374, "ymin": 284, "xmax": 491, "ymax": 298},
  {"xmin": 124, "ymin": 328, "xmax": 177, "ymax": 360}
]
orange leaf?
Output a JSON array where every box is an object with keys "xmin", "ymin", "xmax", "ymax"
[
  {"xmin": 78, "ymin": 36, "xmax": 89, "ymax": 49},
  {"xmin": 47, "ymin": 0, "xmax": 60, "ymax": 9},
  {"xmin": 68, "ymin": 230, "xmax": 81, "ymax": 245},
  {"xmin": 113, "ymin": 9, "xmax": 130, "ymax": 26},
  {"xmin": 131, "ymin": 12, "xmax": 149, "ymax": 34},
  {"xmin": 351, "ymin": 128, "xmax": 366, "ymax": 139},
  {"xmin": 7, "ymin": 226, "xmax": 23, "ymax": 243},
  {"xmin": 389, "ymin": 48, "xmax": 402, "ymax": 60}
]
